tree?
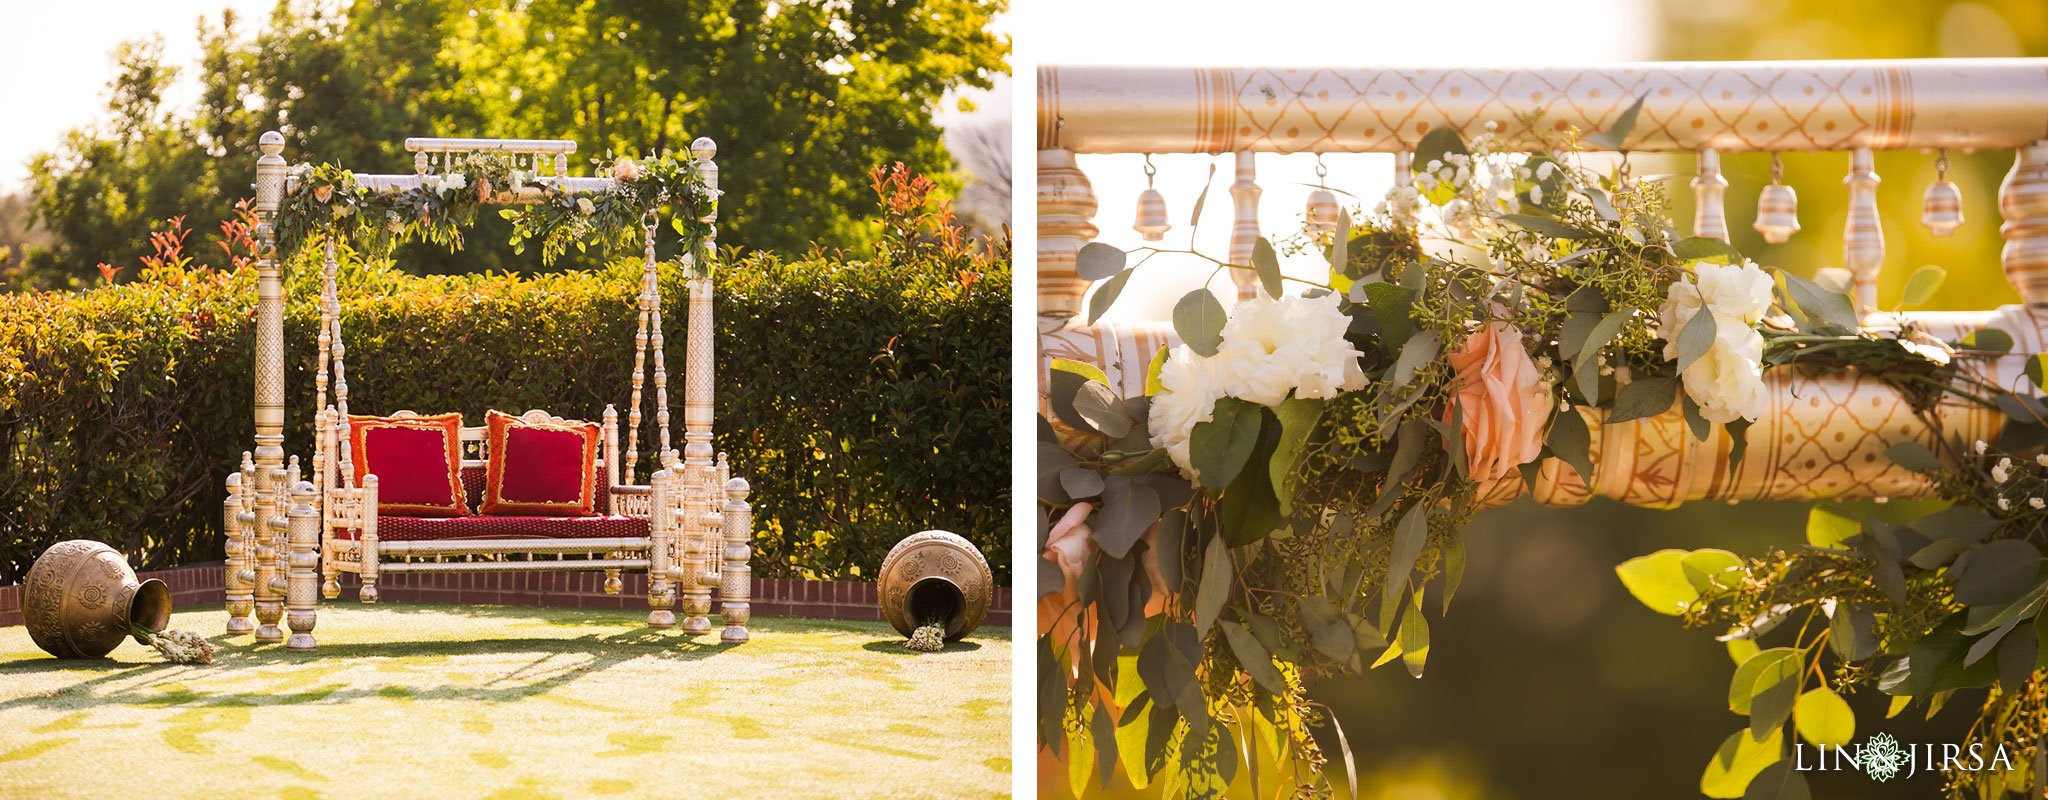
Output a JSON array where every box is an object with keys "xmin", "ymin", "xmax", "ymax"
[{"xmin": 21, "ymin": 0, "xmax": 1008, "ymax": 284}]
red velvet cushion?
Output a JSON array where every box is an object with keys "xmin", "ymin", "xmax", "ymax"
[
  {"xmin": 482, "ymin": 410, "xmax": 599, "ymax": 516},
  {"xmin": 340, "ymin": 515, "xmax": 648, "ymax": 541},
  {"xmin": 349, "ymin": 413, "xmax": 468, "ymax": 517},
  {"xmin": 461, "ymin": 466, "xmax": 607, "ymax": 514}
]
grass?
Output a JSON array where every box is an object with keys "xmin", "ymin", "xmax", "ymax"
[{"xmin": 0, "ymin": 604, "xmax": 1011, "ymax": 799}]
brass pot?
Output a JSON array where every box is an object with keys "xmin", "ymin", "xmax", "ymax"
[
  {"xmin": 878, "ymin": 530, "xmax": 993, "ymax": 641},
  {"xmin": 21, "ymin": 540, "xmax": 172, "ymax": 658}
]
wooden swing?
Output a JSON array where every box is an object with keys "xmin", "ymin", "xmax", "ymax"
[{"xmin": 220, "ymin": 132, "xmax": 752, "ymax": 652}]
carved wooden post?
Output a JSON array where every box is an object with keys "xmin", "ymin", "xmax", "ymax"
[
  {"xmin": 1228, "ymin": 151, "xmax": 1261, "ymax": 301},
  {"xmin": 1844, "ymin": 147, "xmax": 1885, "ymax": 314},
  {"xmin": 238, "ymin": 452, "xmax": 258, "ymax": 601},
  {"xmin": 677, "ymin": 136, "xmax": 721, "ymax": 635},
  {"xmin": 1692, "ymin": 149, "xmax": 1729, "ymax": 243},
  {"xmin": 317, "ymin": 408, "xmax": 339, "ymax": 599},
  {"xmin": 1037, "ymin": 149, "xmax": 1098, "ymax": 318},
  {"xmin": 720, "ymin": 476, "xmax": 753, "ymax": 643},
  {"xmin": 254, "ymin": 465, "xmax": 286, "ymax": 642},
  {"xmin": 2000, "ymin": 140, "xmax": 2048, "ymax": 303},
  {"xmin": 224, "ymin": 472, "xmax": 253, "ymax": 633},
  {"xmin": 286, "ymin": 480, "xmax": 319, "ymax": 651},
  {"xmin": 359, "ymin": 475, "xmax": 380, "ymax": 603},
  {"xmin": 602, "ymin": 405, "xmax": 621, "ymax": 488},
  {"xmin": 647, "ymin": 469, "xmax": 675, "ymax": 628}
]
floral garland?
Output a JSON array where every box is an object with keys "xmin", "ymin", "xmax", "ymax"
[
  {"xmin": 273, "ymin": 149, "xmax": 718, "ymax": 270},
  {"xmin": 1039, "ymin": 105, "xmax": 2043, "ymax": 798}
]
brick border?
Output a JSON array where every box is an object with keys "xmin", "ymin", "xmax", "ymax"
[{"xmin": 0, "ymin": 563, "xmax": 1010, "ymax": 628}]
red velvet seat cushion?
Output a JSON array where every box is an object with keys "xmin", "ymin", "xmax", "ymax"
[
  {"xmin": 338, "ymin": 515, "xmax": 649, "ymax": 542},
  {"xmin": 460, "ymin": 466, "xmax": 607, "ymax": 515},
  {"xmin": 348, "ymin": 413, "xmax": 468, "ymax": 517},
  {"xmin": 482, "ymin": 410, "xmax": 600, "ymax": 516}
]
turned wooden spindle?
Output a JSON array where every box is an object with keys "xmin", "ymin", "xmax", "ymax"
[
  {"xmin": 1844, "ymin": 147, "xmax": 1885, "ymax": 314},
  {"xmin": 286, "ymin": 480, "xmax": 320, "ymax": 652},
  {"xmin": 252, "ymin": 132, "xmax": 287, "ymax": 476},
  {"xmin": 1228, "ymin": 151, "xmax": 1262, "ymax": 301},
  {"xmin": 1692, "ymin": 149, "xmax": 1729, "ymax": 243},
  {"xmin": 647, "ymin": 469, "xmax": 676, "ymax": 628},
  {"xmin": 253, "ymin": 465, "xmax": 286, "ymax": 642},
  {"xmin": 317, "ymin": 408, "xmax": 339, "ymax": 600},
  {"xmin": 358, "ymin": 475, "xmax": 380, "ymax": 603},
  {"xmin": 224, "ymin": 472, "xmax": 253, "ymax": 633},
  {"xmin": 2000, "ymin": 140, "xmax": 2048, "ymax": 304},
  {"xmin": 1038, "ymin": 149, "xmax": 1099, "ymax": 318},
  {"xmin": 720, "ymin": 476, "xmax": 753, "ymax": 643}
]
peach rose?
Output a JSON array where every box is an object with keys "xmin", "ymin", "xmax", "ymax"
[
  {"xmin": 1040, "ymin": 503, "xmax": 1095, "ymax": 675},
  {"xmin": 1443, "ymin": 320, "xmax": 1552, "ymax": 482},
  {"xmin": 313, "ymin": 185, "xmax": 332, "ymax": 204},
  {"xmin": 615, "ymin": 157, "xmax": 641, "ymax": 181}
]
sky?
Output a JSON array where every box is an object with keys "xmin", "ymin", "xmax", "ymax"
[
  {"xmin": 1015, "ymin": 0, "xmax": 1656, "ymax": 322},
  {"xmin": 0, "ymin": 0, "xmax": 1010, "ymax": 194}
]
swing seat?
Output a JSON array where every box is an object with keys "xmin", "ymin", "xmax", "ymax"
[{"xmin": 336, "ymin": 515, "xmax": 650, "ymax": 541}]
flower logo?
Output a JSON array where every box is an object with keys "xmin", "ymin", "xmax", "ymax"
[{"xmin": 1862, "ymin": 732, "xmax": 1906, "ymax": 782}]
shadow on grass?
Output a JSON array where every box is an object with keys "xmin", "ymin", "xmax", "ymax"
[
  {"xmin": 858, "ymin": 639, "xmax": 984, "ymax": 655},
  {"xmin": 0, "ymin": 603, "xmax": 1007, "ymax": 715}
]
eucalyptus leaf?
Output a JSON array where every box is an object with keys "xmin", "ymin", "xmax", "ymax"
[
  {"xmin": 1828, "ymin": 605, "xmax": 1879, "ymax": 661},
  {"xmin": 1219, "ymin": 620, "xmax": 1284, "ymax": 694},
  {"xmin": 1741, "ymin": 759, "xmax": 1811, "ymax": 800},
  {"xmin": 1390, "ymin": 330, "xmax": 1441, "ymax": 389},
  {"xmin": 1076, "ymin": 241, "xmax": 1128, "ymax": 281},
  {"xmin": 1901, "ymin": 264, "xmax": 1947, "ymax": 306},
  {"xmin": 1962, "ymin": 327, "xmax": 2014, "ymax": 353},
  {"xmin": 1954, "ymin": 539, "xmax": 2044, "ymax": 606},
  {"xmin": 1682, "ymin": 395, "xmax": 1710, "ymax": 442},
  {"xmin": 1189, "ymin": 397, "xmax": 1264, "ymax": 490},
  {"xmin": 1398, "ymin": 600, "xmax": 1430, "ymax": 678},
  {"xmin": 1193, "ymin": 535, "xmax": 1232, "ymax": 635},
  {"xmin": 1780, "ymin": 271, "xmax": 1860, "ymax": 332},
  {"xmin": 1609, "ymin": 376, "xmax": 1680, "ymax": 424},
  {"xmin": 1674, "ymin": 308, "xmax": 1717, "ymax": 373},
  {"xmin": 1088, "ymin": 267, "xmax": 1135, "ymax": 324},
  {"xmin": 1269, "ymin": 397, "xmax": 1324, "ymax": 517},
  {"xmin": 1380, "ymin": 504, "xmax": 1430, "ymax": 623},
  {"xmin": 1297, "ymin": 595, "xmax": 1357, "ymax": 662},
  {"xmin": 1362, "ymin": 282, "xmax": 1417, "ymax": 352},
  {"xmin": 1585, "ymin": 94, "xmax": 1647, "ymax": 150},
  {"xmin": 1727, "ymin": 419, "xmax": 1753, "ymax": 471},
  {"xmin": 1091, "ymin": 699, "xmax": 1119, "ymax": 789},
  {"xmin": 1700, "ymin": 726, "xmax": 1782, "ymax": 800},
  {"xmin": 1059, "ymin": 467, "xmax": 1106, "ymax": 500},
  {"xmin": 1411, "ymin": 127, "xmax": 1470, "ymax": 173},
  {"xmin": 1253, "ymin": 237, "xmax": 1283, "ymax": 299},
  {"xmin": 1673, "ymin": 236, "xmax": 1742, "ymax": 264},
  {"xmin": 1092, "ymin": 479, "xmax": 1160, "ymax": 559},
  {"xmin": 1572, "ymin": 310, "xmax": 1631, "ymax": 401},
  {"xmin": 1441, "ymin": 534, "xmax": 1467, "ymax": 615},
  {"xmin": 1548, "ymin": 406, "xmax": 1595, "ymax": 482},
  {"xmin": 1173, "ymin": 289, "xmax": 1228, "ymax": 357},
  {"xmin": 1072, "ymin": 380, "xmax": 1132, "ymax": 439},
  {"xmin": 1884, "ymin": 441, "xmax": 1943, "ymax": 472}
]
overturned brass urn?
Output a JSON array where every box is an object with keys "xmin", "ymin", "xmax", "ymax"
[
  {"xmin": 21, "ymin": 540, "xmax": 173, "ymax": 658},
  {"xmin": 878, "ymin": 530, "xmax": 993, "ymax": 641}
]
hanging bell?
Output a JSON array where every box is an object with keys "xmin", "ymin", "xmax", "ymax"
[
  {"xmin": 1753, "ymin": 183, "xmax": 1800, "ymax": 244},
  {"xmin": 1133, "ymin": 187, "xmax": 1171, "ymax": 241},
  {"xmin": 1304, "ymin": 188, "xmax": 1341, "ymax": 245},
  {"xmin": 1921, "ymin": 179, "xmax": 1964, "ymax": 237}
]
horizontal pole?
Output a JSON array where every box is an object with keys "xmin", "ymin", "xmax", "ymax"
[
  {"xmin": 404, "ymin": 137, "xmax": 576, "ymax": 155},
  {"xmin": 331, "ymin": 175, "xmax": 620, "ymax": 201},
  {"xmin": 380, "ymin": 558, "xmax": 651, "ymax": 574},
  {"xmin": 1040, "ymin": 59, "xmax": 2048, "ymax": 154},
  {"xmin": 377, "ymin": 537, "xmax": 652, "ymax": 556}
]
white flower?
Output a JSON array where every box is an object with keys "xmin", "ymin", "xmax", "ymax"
[
  {"xmin": 1899, "ymin": 329, "xmax": 1954, "ymax": 365},
  {"xmin": 2029, "ymin": 497, "xmax": 2043, "ymax": 510},
  {"xmin": 1993, "ymin": 464, "xmax": 2010, "ymax": 483},
  {"xmin": 1536, "ymin": 161, "xmax": 1556, "ymax": 180},
  {"xmin": 2034, "ymin": 454, "xmax": 2047, "ymax": 467},
  {"xmin": 510, "ymin": 170, "xmax": 527, "ymax": 187},
  {"xmin": 2000, "ymin": 497, "xmax": 2012, "ymax": 510},
  {"xmin": 1976, "ymin": 440, "xmax": 1989, "ymax": 455},
  {"xmin": 1679, "ymin": 325, "xmax": 1769, "ymax": 423},
  {"xmin": 441, "ymin": 172, "xmax": 467, "ymax": 191},
  {"xmin": 577, "ymin": 197, "xmax": 596, "ymax": 214},
  {"xmin": 1148, "ymin": 347, "xmax": 1227, "ymax": 479},
  {"xmin": 1691, "ymin": 260, "xmax": 1773, "ymax": 326},
  {"xmin": 1149, "ymin": 292, "xmax": 1367, "ymax": 479},
  {"xmin": 1213, "ymin": 292, "xmax": 1367, "ymax": 407},
  {"xmin": 1528, "ymin": 185, "xmax": 1544, "ymax": 205}
]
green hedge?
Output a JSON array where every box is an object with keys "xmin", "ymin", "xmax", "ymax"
[{"xmin": 0, "ymin": 240, "xmax": 1009, "ymax": 584}]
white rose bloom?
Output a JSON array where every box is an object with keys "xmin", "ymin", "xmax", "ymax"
[
  {"xmin": 441, "ymin": 172, "xmax": 467, "ymax": 191},
  {"xmin": 577, "ymin": 197, "xmax": 596, "ymax": 214},
  {"xmin": 1214, "ymin": 292, "xmax": 1367, "ymax": 407},
  {"xmin": 1692, "ymin": 259, "xmax": 1773, "ymax": 325},
  {"xmin": 1680, "ymin": 323, "xmax": 1769, "ymax": 423},
  {"xmin": 1148, "ymin": 347, "xmax": 1226, "ymax": 478}
]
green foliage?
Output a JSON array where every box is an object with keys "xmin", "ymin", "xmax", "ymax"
[
  {"xmin": 19, "ymin": 0, "xmax": 1008, "ymax": 286},
  {"xmin": 0, "ymin": 183, "xmax": 1008, "ymax": 584}
]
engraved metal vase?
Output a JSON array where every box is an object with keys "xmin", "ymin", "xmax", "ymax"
[
  {"xmin": 21, "ymin": 540, "xmax": 173, "ymax": 658},
  {"xmin": 878, "ymin": 530, "xmax": 993, "ymax": 641}
]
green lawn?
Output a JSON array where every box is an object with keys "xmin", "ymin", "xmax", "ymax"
[{"xmin": 0, "ymin": 604, "xmax": 1011, "ymax": 799}]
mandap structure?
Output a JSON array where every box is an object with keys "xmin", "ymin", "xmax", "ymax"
[
  {"xmin": 1036, "ymin": 60, "xmax": 2048, "ymax": 796},
  {"xmin": 222, "ymin": 132, "xmax": 753, "ymax": 652}
]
